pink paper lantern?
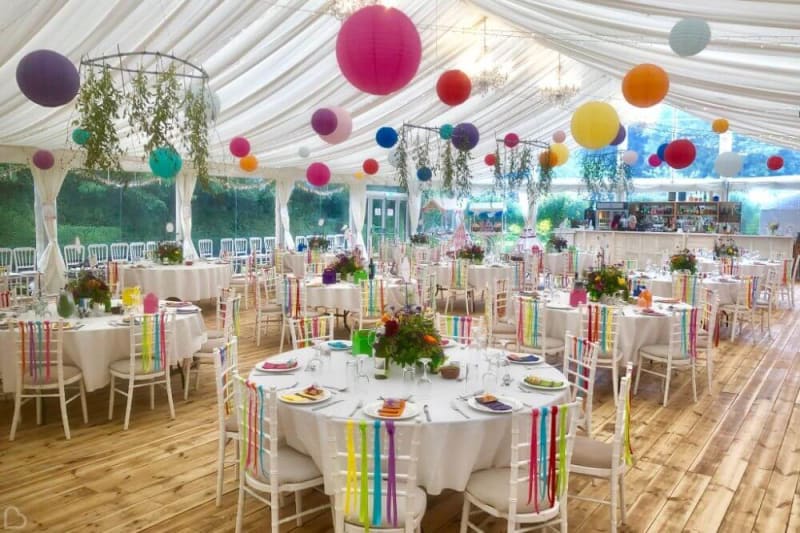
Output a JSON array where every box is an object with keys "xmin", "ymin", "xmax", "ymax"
[
  {"xmin": 143, "ymin": 292, "xmax": 159, "ymax": 314},
  {"xmin": 306, "ymin": 162, "xmax": 331, "ymax": 187},
  {"xmin": 552, "ymin": 130, "xmax": 566, "ymax": 143},
  {"xmin": 32, "ymin": 149, "xmax": 54, "ymax": 170},
  {"xmin": 336, "ymin": 6, "xmax": 422, "ymax": 95},
  {"xmin": 320, "ymin": 107, "xmax": 352, "ymax": 145},
  {"xmin": 229, "ymin": 136, "xmax": 250, "ymax": 158},
  {"xmin": 648, "ymin": 154, "xmax": 662, "ymax": 167},
  {"xmin": 504, "ymin": 132, "xmax": 520, "ymax": 148}
]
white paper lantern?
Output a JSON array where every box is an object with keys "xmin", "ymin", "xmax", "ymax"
[
  {"xmin": 622, "ymin": 150, "xmax": 638, "ymax": 166},
  {"xmin": 669, "ymin": 18, "xmax": 711, "ymax": 57},
  {"xmin": 298, "ymin": 146, "xmax": 310, "ymax": 158},
  {"xmin": 714, "ymin": 152, "xmax": 743, "ymax": 177}
]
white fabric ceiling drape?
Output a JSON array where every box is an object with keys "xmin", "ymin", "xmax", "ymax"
[
  {"xmin": 175, "ymin": 170, "xmax": 198, "ymax": 260},
  {"xmin": 275, "ymin": 179, "xmax": 295, "ymax": 249},
  {"xmin": 349, "ymin": 182, "xmax": 367, "ymax": 254},
  {"xmin": 407, "ymin": 179, "xmax": 422, "ymax": 234},
  {"xmin": 31, "ymin": 161, "xmax": 67, "ymax": 293}
]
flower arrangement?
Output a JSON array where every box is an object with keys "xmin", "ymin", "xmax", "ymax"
[
  {"xmin": 457, "ymin": 243, "xmax": 484, "ymax": 262},
  {"xmin": 410, "ymin": 233, "xmax": 429, "ymax": 245},
  {"xmin": 585, "ymin": 265, "xmax": 629, "ymax": 302},
  {"xmin": 769, "ymin": 221, "xmax": 780, "ymax": 234},
  {"xmin": 374, "ymin": 307, "xmax": 445, "ymax": 370},
  {"xmin": 669, "ymin": 249, "xmax": 697, "ymax": 274},
  {"xmin": 157, "ymin": 241, "xmax": 183, "ymax": 264},
  {"xmin": 714, "ymin": 236, "xmax": 739, "ymax": 258},
  {"xmin": 68, "ymin": 271, "xmax": 111, "ymax": 310},
  {"xmin": 548, "ymin": 235, "xmax": 568, "ymax": 253},
  {"xmin": 307, "ymin": 235, "xmax": 330, "ymax": 251},
  {"xmin": 328, "ymin": 251, "xmax": 364, "ymax": 276}
]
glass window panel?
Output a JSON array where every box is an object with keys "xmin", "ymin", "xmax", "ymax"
[
  {"xmin": 0, "ymin": 165, "xmax": 35, "ymax": 248},
  {"xmin": 288, "ymin": 182, "xmax": 348, "ymax": 238}
]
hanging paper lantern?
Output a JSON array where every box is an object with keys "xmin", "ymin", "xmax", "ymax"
[
  {"xmin": 648, "ymin": 154, "xmax": 662, "ymax": 167},
  {"xmin": 149, "ymin": 147, "xmax": 182, "ymax": 178},
  {"xmin": 417, "ymin": 166, "xmax": 432, "ymax": 181},
  {"xmin": 311, "ymin": 108, "xmax": 338, "ymax": 136},
  {"xmin": 538, "ymin": 150, "xmax": 558, "ymax": 167},
  {"xmin": 306, "ymin": 162, "xmax": 331, "ymax": 187},
  {"xmin": 657, "ymin": 142, "xmax": 669, "ymax": 160},
  {"xmin": 664, "ymin": 139, "xmax": 696, "ymax": 169},
  {"xmin": 622, "ymin": 150, "xmax": 639, "ymax": 166},
  {"xmin": 362, "ymin": 158, "xmax": 379, "ymax": 175},
  {"xmin": 436, "ymin": 70, "xmax": 471, "ymax": 106},
  {"xmin": 767, "ymin": 155, "xmax": 784, "ymax": 171},
  {"xmin": 375, "ymin": 127, "xmax": 398, "ymax": 148},
  {"xmin": 388, "ymin": 149, "xmax": 402, "ymax": 167},
  {"xmin": 712, "ymin": 118, "xmax": 729, "ymax": 134},
  {"xmin": 622, "ymin": 64, "xmax": 669, "ymax": 108},
  {"xmin": 439, "ymin": 123, "xmax": 454, "ymax": 140},
  {"xmin": 71, "ymin": 128, "xmax": 90, "ymax": 146},
  {"xmin": 32, "ymin": 149, "xmax": 54, "ymax": 170},
  {"xmin": 320, "ymin": 107, "xmax": 352, "ymax": 145},
  {"xmin": 552, "ymin": 130, "xmax": 566, "ymax": 143},
  {"xmin": 451, "ymin": 122, "xmax": 479, "ymax": 151},
  {"xmin": 550, "ymin": 143, "xmax": 569, "ymax": 166},
  {"xmin": 16, "ymin": 50, "xmax": 80, "ymax": 107},
  {"xmin": 669, "ymin": 18, "xmax": 711, "ymax": 57},
  {"xmin": 336, "ymin": 6, "xmax": 421, "ymax": 95},
  {"xmin": 354, "ymin": 171, "xmax": 365, "ymax": 179},
  {"xmin": 714, "ymin": 152, "xmax": 743, "ymax": 176},
  {"xmin": 610, "ymin": 125, "xmax": 626, "ymax": 146},
  {"xmin": 504, "ymin": 133, "xmax": 520, "ymax": 148},
  {"xmin": 484, "ymin": 153, "xmax": 497, "ymax": 166},
  {"xmin": 229, "ymin": 136, "xmax": 250, "ymax": 158},
  {"xmin": 239, "ymin": 154, "xmax": 258, "ymax": 172},
  {"xmin": 570, "ymin": 101, "xmax": 620, "ymax": 150},
  {"xmin": 298, "ymin": 146, "xmax": 311, "ymax": 158}
]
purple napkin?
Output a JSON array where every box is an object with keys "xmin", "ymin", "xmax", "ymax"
[
  {"xmin": 475, "ymin": 397, "xmax": 512, "ymax": 411},
  {"xmin": 507, "ymin": 353, "xmax": 539, "ymax": 363}
]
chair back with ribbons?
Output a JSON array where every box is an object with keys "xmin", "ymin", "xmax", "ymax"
[
  {"xmin": 516, "ymin": 296, "xmax": 547, "ymax": 349},
  {"xmin": 736, "ymin": 276, "xmax": 759, "ymax": 311},
  {"xmin": 15, "ymin": 319, "xmax": 65, "ymax": 386},
  {"xmin": 435, "ymin": 313, "xmax": 482, "ymax": 345},
  {"xmin": 507, "ymin": 400, "xmax": 580, "ymax": 518},
  {"xmin": 110, "ymin": 242, "xmax": 129, "ymax": 262},
  {"xmin": 522, "ymin": 254, "xmax": 540, "ymax": 292},
  {"xmin": 129, "ymin": 311, "xmax": 174, "ymax": 374},
  {"xmin": 672, "ymin": 272, "xmax": 700, "ymax": 306},
  {"xmin": 289, "ymin": 314, "xmax": 334, "ymax": 349},
  {"xmin": 213, "ymin": 337, "xmax": 239, "ymax": 429},
  {"xmin": 487, "ymin": 278, "xmax": 510, "ymax": 324},
  {"xmin": 0, "ymin": 286, "xmax": 12, "ymax": 308},
  {"xmin": 327, "ymin": 418, "xmax": 422, "ymax": 531},
  {"xmin": 719, "ymin": 256, "xmax": 738, "ymax": 276},
  {"xmin": 449, "ymin": 259, "xmax": 470, "ymax": 290},
  {"xmin": 562, "ymin": 334, "xmax": 599, "ymax": 434},
  {"xmin": 510, "ymin": 260, "xmax": 526, "ymax": 291},
  {"xmin": 669, "ymin": 307, "xmax": 699, "ymax": 360},
  {"xmin": 218, "ymin": 294, "xmax": 241, "ymax": 338},
  {"xmin": 87, "ymin": 243, "xmax": 108, "ymax": 264},
  {"xmin": 233, "ymin": 376, "xmax": 280, "ymax": 490},
  {"xmin": 699, "ymin": 288, "xmax": 720, "ymax": 348},
  {"xmin": 416, "ymin": 268, "xmax": 437, "ymax": 315},
  {"xmin": 359, "ymin": 279, "xmax": 386, "ymax": 319},
  {"xmin": 256, "ymin": 267, "xmax": 278, "ymax": 307},
  {"xmin": 578, "ymin": 303, "xmax": 619, "ymax": 358},
  {"xmin": 611, "ymin": 365, "xmax": 635, "ymax": 472},
  {"xmin": 565, "ymin": 249, "xmax": 577, "ymax": 277},
  {"xmin": 279, "ymin": 276, "xmax": 309, "ymax": 319}
]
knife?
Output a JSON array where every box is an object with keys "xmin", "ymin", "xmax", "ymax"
[
  {"xmin": 423, "ymin": 404, "xmax": 432, "ymax": 422},
  {"xmin": 311, "ymin": 399, "xmax": 344, "ymax": 411}
]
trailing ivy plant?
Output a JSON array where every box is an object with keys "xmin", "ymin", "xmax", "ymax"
[
  {"xmin": 182, "ymin": 85, "xmax": 210, "ymax": 188},
  {"xmin": 394, "ymin": 127, "xmax": 409, "ymax": 191},
  {"xmin": 74, "ymin": 66, "xmax": 123, "ymax": 171},
  {"xmin": 439, "ymin": 141, "xmax": 454, "ymax": 196},
  {"xmin": 581, "ymin": 151, "xmax": 631, "ymax": 195},
  {"xmin": 146, "ymin": 63, "xmax": 181, "ymax": 155},
  {"xmin": 453, "ymin": 149, "xmax": 472, "ymax": 199}
]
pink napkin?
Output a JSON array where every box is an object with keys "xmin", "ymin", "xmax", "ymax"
[{"xmin": 260, "ymin": 359, "xmax": 297, "ymax": 370}]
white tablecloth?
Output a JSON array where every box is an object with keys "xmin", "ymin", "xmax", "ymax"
[
  {"xmin": 248, "ymin": 346, "xmax": 567, "ymax": 495},
  {"xmin": 544, "ymin": 252, "xmax": 594, "ymax": 275},
  {"xmin": 633, "ymin": 274, "xmax": 742, "ymax": 305},
  {"xmin": 283, "ymin": 252, "xmax": 337, "ymax": 277},
  {"xmin": 1, "ymin": 310, "xmax": 206, "ymax": 393},
  {"xmin": 696, "ymin": 258, "xmax": 779, "ymax": 278},
  {"xmin": 306, "ymin": 278, "xmax": 417, "ymax": 312},
  {"xmin": 120, "ymin": 263, "xmax": 231, "ymax": 302},
  {"xmin": 434, "ymin": 264, "xmax": 512, "ymax": 290}
]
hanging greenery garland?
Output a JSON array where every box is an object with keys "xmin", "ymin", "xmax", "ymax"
[
  {"xmin": 74, "ymin": 66, "xmax": 123, "ymax": 171},
  {"xmin": 581, "ymin": 151, "xmax": 633, "ymax": 195}
]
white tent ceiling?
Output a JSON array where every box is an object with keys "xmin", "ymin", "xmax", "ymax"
[{"xmin": 0, "ymin": 0, "xmax": 797, "ymax": 184}]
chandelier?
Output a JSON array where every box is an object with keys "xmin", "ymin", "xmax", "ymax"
[
  {"xmin": 472, "ymin": 18, "xmax": 509, "ymax": 95},
  {"xmin": 327, "ymin": 0, "xmax": 380, "ymax": 20},
  {"xmin": 539, "ymin": 54, "xmax": 579, "ymax": 107}
]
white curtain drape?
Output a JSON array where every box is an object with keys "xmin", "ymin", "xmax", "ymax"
[
  {"xmin": 349, "ymin": 182, "xmax": 367, "ymax": 255},
  {"xmin": 175, "ymin": 170, "xmax": 198, "ymax": 259},
  {"xmin": 526, "ymin": 194, "xmax": 539, "ymax": 229},
  {"xmin": 31, "ymin": 161, "xmax": 68, "ymax": 294},
  {"xmin": 407, "ymin": 179, "xmax": 422, "ymax": 235},
  {"xmin": 276, "ymin": 179, "xmax": 295, "ymax": 250}
]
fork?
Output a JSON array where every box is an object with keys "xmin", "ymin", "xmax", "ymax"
[
  {"xmin": 277, "ymin": 381, "xmax": 299, "ymax": 391},
  {"xmin": 348, "ymin": 400, "xmax": 364, "ymax": 418}
]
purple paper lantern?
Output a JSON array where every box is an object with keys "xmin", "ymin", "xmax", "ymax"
[
  {"xmin": 32, "ymin": 149, "xmax": 55, "ymax": 170},
  {"xmin": 610, "ymin": 125, "xmax": 626, "ymax": 146},
  {"xmin": 311, "ymin": 108, "xmax": 338, "ymax": 136},
  {"xmin": 16, "ymin": 50, "xmax": 80, "ymax": 107},
  {"xmin": 451, "ymin": 122, "xmax": 479, "ymax": 151}
]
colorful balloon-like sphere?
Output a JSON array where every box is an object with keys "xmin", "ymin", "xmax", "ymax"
[
  {"xmin": 622, "ymin": 64, "xmax": 669, "ymax": 108},
  {"xmin": 439, "ymin": 124, "xmax": 454, "ymax": 140},
  {"xmin": 375, "ymin": 127, "xmax": 399, "ymax": 148},
  {"xmin": 610, "ymin": 125, "xmax": 626, "ymax": 146},
  {"xmin": 336, "ymin": 6, "xmax": 421, "ymax": 95},
  {"xmin": 451, "ymin": 122, "xmax": 479, "ymax": 151},
  {"xmin": 417, "ymin": 167, "xmax": 432, "ymax": 181},
  {"xmin": 71, "ymin": 128, "xmax": 90, "ymax": 146},
  {"xmin": 484, "ymin": 153, "xmax": 497, "ymax": 166},
  {"xmin": 648, "ymin": 154, "xmax": 662, "ymax": 167},
  {"xmin": 504, "ymin": 133, "xmax": 520, "ymax": 148},
  {"xmin": 311, "ymin": 108, "xmax": 338, "ymax": 136},
  {"xmin": 715, "ymin": 152, "xmax": 743, "ymax": 176},
  {"xmin": 298, "ymin": 146, "xmax": 311, "ymax": 158},
  {"xmin": 622, "ymin": 150, "xmax": 639, "ymax": 166},
  {"xmin": 436, "ymin": 70, "xmax": 471, "ymax": 106},
  {"xmin": 362, "ymin": 158, "xmax": 379, "ymax": 175},
  {"xmin": 306, "ymin": 162, "xmax": 331, "ymax": 187},
  {"xmin": 664, "ymin": 139, "xmax": 696, "ymax": 169},
  {"xmin": 712, "ymin": 118, "xmax": 729, "ymax": 133},
  {"xmin": 552, "ymin": 130, "xmax": 566, "ymax": 143},
  {"xmin": 550, "ymin": 143, "xmax": 569, "ymax": 166},
  {"xmin": 767, "ymin": 155, "xmax": 784, "ymax": 171},
  {"xmin": 669, "ymin": 18, "xmax": 711, "ymax": 57},
  {"xmin": 149, "ymin": 147, "xmax": 183, "ymax": 178},
  {"xmin": 570, "ymin": 101, "xmax": 620, "ymax": 149},
  {"xmin": 32, "ymin": 149, "xmax": 54, "ymax": 170},
  {"xmin": 657, "ymin": 142, "xmax": 668, "ymax": 160},
  {"xmin": 320, "ymin": 107, "xmax": 353, "ymax": 145},
  {"xmin": 239, "ymin": 154, "xmax": 258, "ymax": 172},
  {"xmin": 16, "ymin": 49, "xmax": 80, "ymax": 107},
  {"xmin": 229, "ymin": 136, "xmax": 250, "ymax": 158}
]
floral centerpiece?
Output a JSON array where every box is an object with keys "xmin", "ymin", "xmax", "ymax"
[
  {"xmin": 547, "ymin": 235, "xmax": 568, "ymax": 253},
  {"xmin": 669, "ymin": 249, "xmax": 697, "ymax": 274},
  {"xmin": 769, "ymin": 222, "xmax": 779, "ymax": 235},
  {"xmin": 714, "ymin": 236, "xmax": 739, "ymax": 258},
  {"xmin": 307, "ymin": 235, "xmax": 330, "ymax": 251},
  {"xmin": 410, "ymin": 233, "xmax": 429, "ymax": 245},
  {"xmin": 457, "ymin": 243, "xmax": 484, "ymax": 263},
  {"xmin": 585, "ymin": 265, "xmax": 629, "ymax": 302},
  {"xmin": 374, "ymin": 307, "xmax": 445, "ymax": 371},
  {"xmin": 328, "ymin": 251, "xmax": 364, "ymax": 276},
  {"xmin": 157, "ymin": 241, "xmax": 182, "ymax": 264},
  {"xmin": 67, "ymin": 271, "xmax": 111, "ymax": 311}
]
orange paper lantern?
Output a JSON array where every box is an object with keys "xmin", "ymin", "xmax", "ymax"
[
  {"xmin": 538, "ymin": 150, "xmax": 558, "ymax": 167},
  {"xmin": 712, "ymin": 118, "xmax": 729, "ymax": 133},
  {"xmin": 239, "ymin": 154, "xmax": 258, "ymax": 172},
  {"xmin": 622, "ymin": 64, "xmax": 669, "ymax": 108}
]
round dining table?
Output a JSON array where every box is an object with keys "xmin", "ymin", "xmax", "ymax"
[
  {"xmin": 304, "ymin": 276, "xmax": 418, "ymax": 312},
  {"xmin": 544, "ymin": 251, "xmax": 594, "ymax": 276},
  {"xmin": 631, "ymin": 273, "xmax": 743, "ymax": 305},
  {"xmin": 248, "ymin": 345, "xmax": 568, "ymax": 495},
  {"xmin": 696, "ymin": 258, "xmax": 780, "ymax": 278},
  {"xmin": 434, "ymin": 263, "xmax": 512, "ymax": 291},
  {"xmin": 120, "ymin": 262, "xmax": 231, "ymax": 301},
  {"xmin": 282, "ymin": 252, "xmax": 337, "ymax": 277}
]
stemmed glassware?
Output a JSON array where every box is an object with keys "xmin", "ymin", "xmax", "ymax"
[
  {"xmin": 402, "ymin": 365, "xmax": 416, "ymax": 397},
  {"xmin": 417, "ymin": 358, "xmax": 432, "ymax": 400}
]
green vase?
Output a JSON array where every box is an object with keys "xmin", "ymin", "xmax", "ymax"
[{"xmin": 57, "ymin": 290, "xmax": 75, "ymax": 319}]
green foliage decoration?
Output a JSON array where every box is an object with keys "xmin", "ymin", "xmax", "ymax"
[{"xmin": 74, "ymin": 66, "xmax": 123, "ymax": 171}]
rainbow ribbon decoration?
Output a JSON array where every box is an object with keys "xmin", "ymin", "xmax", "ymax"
[
  {"xmin": 386, "ymin": 421, "xmax": 398, "ymax": 527},
  {"xmin": 527, "ymin": 405, "xmax": 569, "ymax": 510},
  {"xmin": 624, "ymin": 387, "xmax": 634, "ymax": 466},
  {"xmin": 444, "ymin": 315, "xmax": 472, "ymax": 343},
  {"xmin": 363, "ymin": 280, "xmax": 385, "ymax": 317},
  {"xmin": 679, "ymin": 308, "xmax": 698, "ymax": 359},
  {"xmin": 587, "ymin": 305, "xmax": 614, "ymax": 354},
  {"xmin": 345, "ymin": 420, "xmax": 357, "ymax": 516},
  {"xmin": 0, "ymin": 290, "xmax": 10, "ymax": 308},
  {"xmin": 517, "ymin": 298, "xmax": 540, "ymax": 348},
  {"xmin": 220, "ymin": 344, "xmax": 233, "ymax": 415},
  {"xmin": 141, "ymin": 313, "xmax": 166, "ymax": 373},
  {"xmin": 298, "ymin": 317, "xmax": 326, "ymax": 348},
  {"xmin": 372, "ymin": 420, "xmax": 382, "ymax": 526},
  {"xmin": 20, "ymin": 321, "xmax": 52, "ymax": 383},
  {"xmin": 359, "ymin": 421, "xmax": 369, "ymax": 531}
]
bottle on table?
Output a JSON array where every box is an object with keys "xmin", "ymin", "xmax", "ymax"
[{"xmin": 368, "ymin": 257, "xmax": 376, "ymax": 280}]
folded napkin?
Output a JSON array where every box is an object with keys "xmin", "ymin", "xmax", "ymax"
[
  {"xmin": 638, "ymin": 308, "xmax": 667, "ymax": 317},
  {"xmin": 281, "ymin": 384, "xmax": 325, "ymax": 402},
  {"xmin": 378, "ymin": 398, "xmax": 406, "ymax": 417},
  {"xmin": 507, "ymin": 353, "xmax": 540, "ymax": 363},
  {"xmin": 165, "ymin": 301, "xmax": 193, "ymax": 308},
  {"xmin": 328, "ymin": 341, "xmax": 349, "ymax": 350},
  {"xmin": 475, "ymin": 394, "xmax": 511, "ymax": 411},
  {"xmin": 260, "ymin": 359, "xmax": 297, "ymax": 370},
  {"xmin": 440, "ymin": 339, "xmax": 451, "ymax": 347},
  {"xmin": 654, "ymin": 297, "xmax": 680, "ymax": 304},
  {"xmin": 524, "ymin": 376, "xmax": 564, "ymax": 388}
]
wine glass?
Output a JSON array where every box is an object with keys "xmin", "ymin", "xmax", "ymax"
[
  {"xmin": 482, "ymin": 358, "xmax": 499, "ymax": 394},
  {"xmin": 402, "ymin": 365, "xmax": 416, "ymax": 397},
  {"xmin": 417, "ymin": 358, "xmax": 433, "ymax": 400}
]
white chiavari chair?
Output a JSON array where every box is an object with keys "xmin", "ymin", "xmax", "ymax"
[
  {"xmin": 87, "ymin": 243, "xmax": 108, "ymax": 264},
  {"xmin": 110, "ymin": 242, "xmax": 129, "ymax": 262},
  {"xmin": 128, "ymin": 242, "xmax": 146, "ymax": 262},
  {"xmin": 63, "ymin": 244, "xmax": 85, "ymax": 270},
  {"xmin": 198, "ymin": 239, "xmax": 214, "ymax": 259},
  {"xmin": 12, "ymin": 247, "xmax": 36, "ymax": 273}
]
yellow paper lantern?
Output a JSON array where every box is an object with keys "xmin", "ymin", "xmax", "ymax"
[
  {"xmin": 239, "ymin": 154, "xmax": 258, "ymax": 172},
  {"xmin": 712, "ymin": 118, "xmax": 729, "ymax": 134},
  {"xmin": 354, "ymin": 171, "xmax": 365, "ymax": 179},
  {"xmin": 570, "ymin": 101, "xmax": 620, "ymax": 150},
  {"xmin": 550, "ymin": 143, "xmax": 569, "ymax": 166}
]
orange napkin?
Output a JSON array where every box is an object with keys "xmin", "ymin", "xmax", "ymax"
[{"xmin": 378, "ymin": 398, "xmax": 406, "ymax": 417}]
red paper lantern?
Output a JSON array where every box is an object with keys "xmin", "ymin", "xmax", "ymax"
[
  {"xmin": 648, "ymin": 154, "xmax": 662, "ymax": 167},
  {"xmin": 504, "ymin": 133, "xmax": 520, "ymax": 148},
  {"xmin": 484, "ymin": 153, "xmax": 497, "ymax": 166},
  {"xmin": 663, "ymin": 139, "xmax": 696, "ymax": 169},
  {"xmin": 767, "ymin": 155, "xmax": 784, "ymax": 171},
  {"xmin": 362, "ymin": 158, "xmax": 379, "ymax": 175},
  {"xmin": 436, "ymin": 70, "xmax": 471, "ymax": 106}
]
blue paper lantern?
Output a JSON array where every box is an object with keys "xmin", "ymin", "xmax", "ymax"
[
  {"xmin": 439, "ymin": 124, "xmax": 453, "ymax": 140},
  {"xmin": 417, "ymin": 166, "xmax": 432, "ymax": 181},
  {"xmin": 149, "ymin": 146, "xmax": 182, "ymax": 178},
  {"xmin": 71, "ymin": 128, "xmax": 90, "ymax": 146},
  {"xmin": 657, "ymin": 142, "xmax": 668, "ymax": 161},
  {"xmin": 375, "ymin": 126, "xmax": 398, "ymax": 148}
]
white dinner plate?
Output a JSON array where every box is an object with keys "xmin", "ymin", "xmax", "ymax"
[
  {"xmin": 466, "ymin": 395, "xmax": 522, "ymax": 414},
  {"xmin": 362, "ymin": 400, "xmax": 421, "ymax": 420},
  {"xmin": 506, "ymin": 354, "xmax": 542, "ymax": 365},
  {"xmin": 327, "ymin": 341, "xmax": 352, "ymax": 351},
  {"xmin": 440, "ymin": 340, "xmax": 458, "ymax": 349},
  {"xmin": 253, "ymin": 360, "xmax": 299, "ymax": 373},
  {"xmin": 520, "ymin": 378, "xmax": 568, "ymax": 391},
  {"xmin": 278, "ymin": 387, "xmax": 332, "ymax": 405}
]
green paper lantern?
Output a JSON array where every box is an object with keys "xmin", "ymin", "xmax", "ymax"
[
  {"xmin": 71, "ymin": 128, "xmax": 90, "ymax": 145},
  {"xmin": 149, "ymin": 146, "xmax": 182, "ymax": 178}
]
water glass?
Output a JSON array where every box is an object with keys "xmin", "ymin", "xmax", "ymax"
[
  {"xmin": 417, "ymin": 358, "xmax": 433, "ymax": 400},
  {"xmin": 402, "ymin": 365, "xmax": 416, "ymax": 396}
]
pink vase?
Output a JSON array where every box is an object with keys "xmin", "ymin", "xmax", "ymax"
[{"xmin": 143, "ymin": 292, "xmax": 159, "ymax": 314}]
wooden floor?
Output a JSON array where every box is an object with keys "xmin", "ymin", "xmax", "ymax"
[{"xmin": 2, "ymin": 293, "xmax": 800, "ymax": 532}]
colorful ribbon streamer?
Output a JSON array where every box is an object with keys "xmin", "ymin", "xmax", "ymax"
[
  {"xmin": 372, "ymin": 420, "xmax": 382, "ymax": 526},
  {"xmin": 345, "ymin": 420, "xmax": 357, "ymax": 515},
  {"xmin": 386, "ymin": 421, "xmax": 398, "ymax": 527},
  {"xmin": 359, "ymin": 420, "xmax": 369, "ymax": 531}
]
